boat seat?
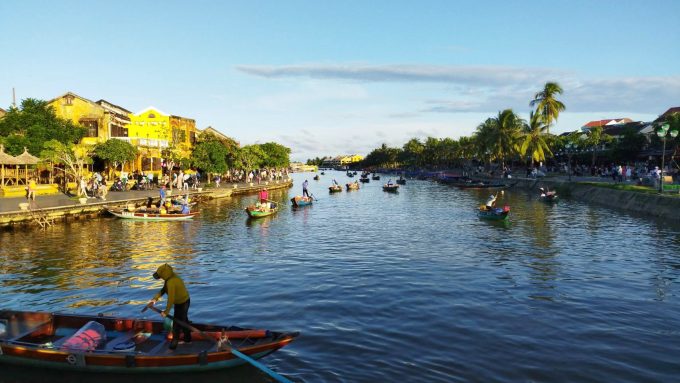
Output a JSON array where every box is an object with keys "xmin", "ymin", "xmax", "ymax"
[{"xmin": 105, "ymin": 331, "xmax": 141, "ymax": 351}]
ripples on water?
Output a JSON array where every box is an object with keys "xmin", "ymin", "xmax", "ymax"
[{"xmin": 1, "ymin": 171, "xmax": 680, "ymax": 382}]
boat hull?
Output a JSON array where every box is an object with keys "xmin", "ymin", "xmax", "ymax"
[
  {"xmin": 245, "ymin": 207, "xmax": 279, "ymax": 218},
  {"xmin": 107, "ymin": 208, "xmax": 198, "ymax": 221},
  {"xmin": 0, "ymin": 310, "xmax": 298, "ymax": 374},
  {"xmin": 382, "ymin": 185, "xmax": 399, "ymax": 192},
  {"xmin": 328, "ymin": 186, "xmax": 342, "ymax": 193},
  {"xmin": 291, "ymin": 197, "xmax": 313, "ymax": 207},
  {"xmin": 477, "ymin": 208, "xmax": 510, "ymax": 220}
]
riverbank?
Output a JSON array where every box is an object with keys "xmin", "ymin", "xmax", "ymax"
[
  {"xmin": 508, "ymin": 176, "xmax": 680, "ymax": 220},
  {"xmin": 0, "ymin": 179, "xmax": 293, "ymax": 229}
]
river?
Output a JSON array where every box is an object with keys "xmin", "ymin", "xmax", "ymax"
[{"xmin": 1, "ymin": 171, "xmax": 680, "ymax": 382}]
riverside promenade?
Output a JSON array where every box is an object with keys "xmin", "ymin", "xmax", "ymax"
[{"xmin": 0, "ymin": 178, "xmax": 294, "ymax": 228}]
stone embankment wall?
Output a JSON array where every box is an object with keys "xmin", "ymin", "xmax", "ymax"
[{"xmin": 511, "ymin": 178, "xmax": 680, "ymax": 220}]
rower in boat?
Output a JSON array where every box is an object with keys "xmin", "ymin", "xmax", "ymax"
[
  {"xmin": 149, "ymin": 264, "xmax": 191, "ymax": 350},
  {"xmin": 485, "ymin": 194, "xmax": 497, "ymax": 210}
]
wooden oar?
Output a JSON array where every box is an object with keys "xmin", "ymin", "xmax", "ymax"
[{"xmin": 142, "ymin": 303, "xmax": 292, "ymax": 383}]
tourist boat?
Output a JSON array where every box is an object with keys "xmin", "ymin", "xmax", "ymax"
[
  {"xmin": 396, "ymin": 178, "xmax": 406, "ymax": 185},
  {"xmin": 244, "ymin": 203, "xmax": 279, "ymax": 218},
  {"xmin": 539, "ymin": 188, "xmax": 559, "ymax": 203},
  {"xmin": 313, "ymin": 175, "xmax": 320, "ymax": 181},
  {"xmin": 359, "ymin": 177, "xmax": 370, "ymax": 183},
  {"xmin": 0, "ymin": 309, "xmax": 298, "ymax": 374},
  {"xmin": 329, "ymin": 185, "xmax": 342, "ymax": 193},
  {"xmin": 346, "ymin": 182, "xmax": 360, "ymax": 191},
  {"xmin": 346, "ymin": 172, "xmax": 354, "ymax": 178},
  {"xmin": 382, "ymin": 184, "xmax": 399, "ymax": 192},
  {"xmin": 477, "ymin": 206, "xmax": 510, "ymax": 220},
  {"xmin": 372, "ymin": 175, "xmax": 380, "ymax": 181},
  {"xmin": 290, "ymin": 196, "xmax": 313, "ymax": 207},
  {"xmin": 106, "ymin": 207, "xmax": 199, "ymax": 221}
]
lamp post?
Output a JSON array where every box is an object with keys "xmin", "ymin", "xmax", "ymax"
[
  {"xmin": 657, "ymin": 123, "xmax": 678, "ymax": 193},
  {"xmin": 565, "ymin": 143, "xmax": 578, "ymax": 181}
]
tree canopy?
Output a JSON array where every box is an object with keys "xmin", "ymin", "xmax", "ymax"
[
  {"xmin": 93, "ymin": 139, "xmax": 138, "ymax": 173},
  {"xmin": 0, "ymin": 99, "xmax": 86, "ymax": 155}
]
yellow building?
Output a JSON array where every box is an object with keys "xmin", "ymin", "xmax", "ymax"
[
  {"xmin": 341, "ymin": 154, "xmax": 364, "ymax": 165},
  {"xmin": 127, "ymin": 107, "xmax": 171, "ymax": 173},
  {"xmin": 48, "ymin": 92, "xmax": 112, "ymax": 146},
  {"xmin": 169, "ymin": 114, "xmax": 197, "ymax": 157}
]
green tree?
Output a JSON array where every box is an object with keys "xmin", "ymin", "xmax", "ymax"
[
  {"xmin": 476, "ymin": 109, "xmax": 524, "ymax": 169},
  {"xmin": 0, "ymin": 99, "xmax": 86, "ymax": 155},
  {"xmin": 93, "ymin": 139, "xmax": 138, "ymax": 178},
  {"xmin": 363, "ymin": 143, "xmax": 402, "ymax": 168},
  {"xmin": 259, "ymin": 142, "xmax": 291, "ymax": 168},
  {"xmin": 530, "ymin": 82, "xmax": 566, "ymax": 134},
  {"xmin": 582, "ymin": 124, "xmax": 613, "ymax": 166},
  {"xmin": 611, "ymin": 127, "xmax": 646, "ymax": 162},
  {"xmin": 191, "ymin": 139, "xmax": 229, "ymax": 181},
  {"xmin": 40, "ymin": 140, "xmax": 93, "ymax": 182},
  {"xmin": 520, "ymin": 111, "xmax": 552, "ymax": 166},
  {"xmin": 237, "ymin": 145, "xmax": 266, "ymax": 171},
  {"xmin": 400, "ymin": 138, "xmax": 425, "ymax": 168}
]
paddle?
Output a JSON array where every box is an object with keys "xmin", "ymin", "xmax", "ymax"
[
  {"xmin": 142, "ymin": 303, "xmax": 292, "ymax": 383},
  {"xmin": 310, "ymin": 193, "xmax": 318, "ymax": 201}
]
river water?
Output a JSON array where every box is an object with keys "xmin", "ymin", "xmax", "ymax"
[{"xmin": 1, "ymin": 171, "xmax": 680, "ymax": 382}]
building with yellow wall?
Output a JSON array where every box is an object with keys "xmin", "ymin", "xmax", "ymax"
[
  {"xmin": 48, "ymin": 92, "xmax": 111, "ymax": 146},
  {"xmin": 127, "ymin": 107, "xmax": 171, "ymax": 173}
]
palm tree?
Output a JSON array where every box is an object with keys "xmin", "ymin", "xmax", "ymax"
[
  {"xmin": 520, "ymin": 111, "xmax": 552, "ymax": 167},
  {"xmin": 530, "ymin": 82, "xmax": 565, "ymax": 134},
  {"xmin": 475, "ymin": 109, "xmax": 524, "ymax": 169}
]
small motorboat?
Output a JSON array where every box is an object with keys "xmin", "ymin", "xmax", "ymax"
[
  {"xmin": 291, "ymin": 195, "xmax": 313, "ymax": 207},
  {"xmin": 245, "ymin": 202, "xmax": 279, "ymax": 218},
  {"xmin": 477, "ymin": 205, "xmax": 510, "ymax": 220},
  {"xmin": 346, "ymin": 182, "xmax": 360, "ymax": 191},
  {"xmin": 382, "ymin": 184, "xmax": 399, "ymax": 192},
  {"xmin": 329, "ymin": 184, "xmax": 342, "ymax": 193},
  {"xmin": 106, "ymin": 207, "xmax": 198, "ymax": 221},
  {"xmin": 0, "ymin": 309, "xmax": 298, "ymax": 374}
]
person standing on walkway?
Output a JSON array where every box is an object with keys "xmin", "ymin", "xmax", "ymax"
[
  {"xmin": 26, "ymin": 177, "xmax": 36, "ymax": 201},
  {"xmin": 148, "ymin": 264, "xmax": 191, "ymax": 350},
  {"xmin": 302, "ymin": 179, "xmax": 310, "ymax": 197}
]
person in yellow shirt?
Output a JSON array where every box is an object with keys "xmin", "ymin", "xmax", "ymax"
[
  {"xmin": 149, "ymin": 264, "xmax": 191, "ymax": 350},
  {"xmin": 27, "ymin": 178, "xmax": 37, "ymax": 201}
]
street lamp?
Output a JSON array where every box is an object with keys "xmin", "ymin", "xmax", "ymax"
[
  {"xmin": 565, "ymin": 143, "xmax": 578, "ymax": 181},
  {"xmin": 657, "ymin": 123, "xmax": 678, "ymax": 193}
]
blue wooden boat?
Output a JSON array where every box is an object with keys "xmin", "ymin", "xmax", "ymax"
[{"xmin": 291, "ymin": 196, "xmax": 313, "ymax": 207}]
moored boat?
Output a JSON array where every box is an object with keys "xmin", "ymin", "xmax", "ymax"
[
  {"xmin": 477, "ymin": 206, "xmax": 510, "ymax": 220},
  {"xmin": 245, "ymin": 203, "xmax": 279, "ymax": 218},
  {"xmin": 291, "ymin": 196, "xmax": 313, "ymax": 207},
  {"xmin": 0, "ymin": 309, "xmax": 298, "ymax": 374},
  {"xmin": 106, "ymin": 207, "xmax": 199, "ymax": 221}
]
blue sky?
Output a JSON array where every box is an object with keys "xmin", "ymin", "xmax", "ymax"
[{"xmin": 1, "ymin": 1, "xmax": 679, "ymax": 161}]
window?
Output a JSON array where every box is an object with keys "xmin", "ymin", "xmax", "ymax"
[
  {"xmin": 65, "ymin": 94, "xmax": 74, "ymax": 106},
  {"xmin": 80, "ymin": 119, "xmax": 99, "ymax": 137},
  {"xmin": 148, "ymin": 113, "xmax": 156, "ymax": 118},
  {"xmin": 111, "ymin": 124, "xmax": 128, "ymax": 137}
]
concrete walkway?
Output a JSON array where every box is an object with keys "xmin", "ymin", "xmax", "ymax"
[{"xmin": 0, "ymin": 180, "xmax": 291, "ymax": 214}]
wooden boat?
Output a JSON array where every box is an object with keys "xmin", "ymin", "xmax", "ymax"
[
  {"xmin": 477, "ymin": 206, "xmax": 510, "ymax": 220},
  {"xmin": 382, "ymin": 184, "xmax": 399, "ymax": 192},
  {"xmin": 359, "ymin": 177, "xmax": 370, "ymax": 183},
  {"xmin": 346, "ymin": 182, "xmax": 360, "ymax": 191},
  {"xmin": 313, "ymin": 175, "xmax": 320, "ymax": 181},
  {"xmin": 244, "ymin": 203, "xmax": 279, "ymax": 218},
  {"xmin": 539, "ymin": 188, "xmax": 558, "ymax": 203},
  {"xmin": 372, "ymin": 175, "xmax": 380, "ymax": 181},
  {"xmin": 320, "ymin": 171, "xmax": 325, "ymax": 175},
  {"xmin": 106, "ymin": 207, "xmax": 198, "ymax": 221},
  {"xmin": 329, "ymin": 185, "xmax": 342, "ymax": 193},
  {"xmin": 346, "ymin": 172, "xmax": 354, "ymax": 178},
  {"xmin": 290, "ymin": 196, "xmax": 313, "ymax": 207},
  {"xmin": 396, "ymin": 178, "xmax": 406, "ymax": 185},
  {"xmin": 0, "ymin": 310, "xmax": 298, "ymax": 374}
]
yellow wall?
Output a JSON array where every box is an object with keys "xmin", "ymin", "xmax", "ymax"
[
  {"xmin": 127, "ymin": 108, "xmax": 171, "ymax": 142},
  {"xmin": 169, "ymin": 115, "xmax": 196, "ymax": 157},
  {"xmin": 49, "ymin": 94, "xmax": 110, "ymax": 145},
  {"xmin": 340, "ymin": 154, "xmax": 364, "ymax": 165}
]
